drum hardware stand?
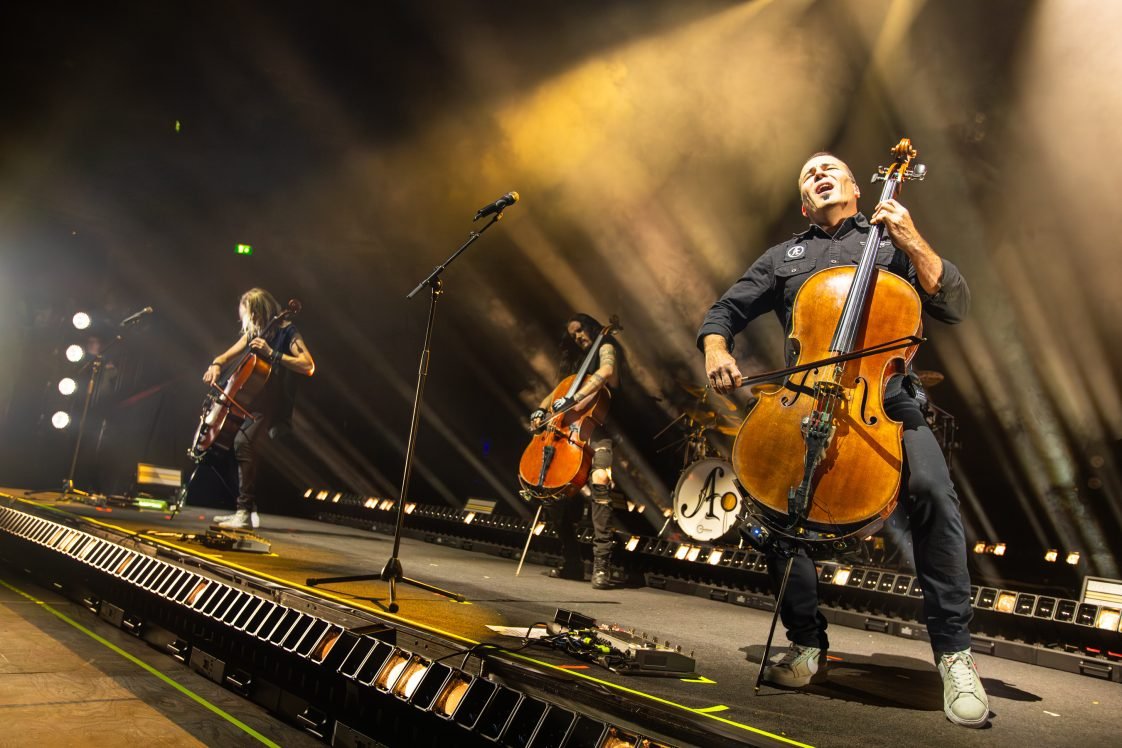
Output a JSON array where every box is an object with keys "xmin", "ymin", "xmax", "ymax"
[{"xmin": 307, "ymin": 210, "xmax": 509, "ymax": 612}]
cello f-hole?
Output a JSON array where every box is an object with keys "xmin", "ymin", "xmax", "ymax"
[{"xmin": 854, "ymin": 376, "xmax": 878, "ymax": 426}]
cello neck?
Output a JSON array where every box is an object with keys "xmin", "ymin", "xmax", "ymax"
[{"xmin": 829, "ymin": 139, "xmax": 922, "ymax": 355}]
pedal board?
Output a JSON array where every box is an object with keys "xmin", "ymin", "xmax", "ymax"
[
  {"xmin": 203, "ymin": 527, "xmax": 271, "ymax": 553},
  {"xmin": 550, "ymin": 608, "xmax": 697, "ymax": 677},
  {"xmin": 594, "ymin": 626, "xmax": 697, "ymax": 677}
]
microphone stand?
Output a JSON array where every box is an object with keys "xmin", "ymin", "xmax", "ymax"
[
  {"xmin": 307, "ymin": 212, "xmax": 507, "ymax": 612},
  {"xmin": 61, "ymin": 327, "xmax": 131, "ymax": 503}
]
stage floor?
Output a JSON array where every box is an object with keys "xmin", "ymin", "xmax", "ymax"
[{"xmin": 5, "ymin": 490, "xmax": 1121, "ymax": 747}]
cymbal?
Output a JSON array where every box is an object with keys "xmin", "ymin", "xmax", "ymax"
[
  {"xmin": 682, "ymin": 406, "xmax": 720, "ymax": 424},
  {"xmin": 914, "ymin": 370, "xmax": 945, "ymax": 387},
  {"xmin": 677, "ymin": 381, "xmax": 708, "ymax": 399},
  {"xmin": 676, "ymin": 380, "xmax": 737, "ymax": 412},
  {"xmin": 715, "ymin": 414, "xmax": 740, "ymax": 436}
]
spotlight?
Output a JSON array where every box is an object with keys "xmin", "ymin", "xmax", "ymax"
[
  {"xmin": 972, "ymin": 541, "xmax": 986, "ymax": 554},
  {"xmin": 58, "ymin": 377, "xmax": 77, "ymax": 396},
  {"xmin": 51, "ymin": 411, "xmax": 71, "ymax": 429},
  {"xmin": 1095, "ymin": 608, "xmax": 1121, "ymax": 632},
  {"xmin": 463, "ymin": 512, "xmax": 476, "ymax": 525},
  {"xmin": 1033, "ymin": 597, "xmax": 1057, "ymax": 619},
  {"xmin": 993, "ymin": 543, "xmax": 1006, "ymax": 557},
  {"xmin": 707, "ymin": 549, "xmax": 723, "ymax": 565},
  {"xmin": 686, "ymin": 546, "xmax": 701, "ymax": 563},
  {"xmin": 625, "ymin": 536, "xmax": 640, "ymax": 552},
  {"xmin": 432, "ymin": 673, "xmax": 473, "ymax": 718},
  {"xmin": 1044, "ymin": 549, "xmax": 1059, "ymax": 562},
  {"xmin": 374, "ymin": 651, "xmax": 411, "ymax": 691},
  {"xmin": 1066, "ymin": 551, "xmax": 1081, "ymax": 565},
  {"xmin": 833, "ymin": 568, "xmax": 852, "ymax": 586},
  {"xmin": 392, "ymin": 658, "xmax": 430, "ymax": 700},
  {"xmin": 65, "ymin": 344, "xmax": 84, "ymax": 363},
  {"xmin": 303, "ymin": 488, "xmax": 313, "ymax": 498},
  {"xmin": 994, "ymin": 591, "xmax": 1017, "ymax": 613},
  {"xmin": 72, "ymin": 312, "xmax": 91, "ymax": 330},
  {"xmin": 1054, "ymin": 600, "xmax": 1077, "ymax": 622}
]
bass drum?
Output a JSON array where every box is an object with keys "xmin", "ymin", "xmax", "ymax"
[{"xmin": 673, "ymin": 458, "xmax": 742, "ymax": 542}]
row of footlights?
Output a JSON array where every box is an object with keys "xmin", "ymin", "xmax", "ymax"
[{"xmin": 0, "ymin": 506, "xmax": 670, "ymax": 747}]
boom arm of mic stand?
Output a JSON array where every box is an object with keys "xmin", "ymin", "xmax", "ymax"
[{"xmin": 407, "ymin": 212, "xmax": 504, "ymax": 299}]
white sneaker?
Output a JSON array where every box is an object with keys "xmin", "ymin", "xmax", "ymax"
[
  {"xmin": 214, "ymin": 510, "xmax": 259, "ymax": 530},
  {"xmin": 937, "ymin": 649, "xmax": 990, "ymax": 728},
  {"xmin": 764, "ymin": 644, "xmax": 828, "ymax": 687}
]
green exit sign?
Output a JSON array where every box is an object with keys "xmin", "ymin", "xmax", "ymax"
[{"xmin": 235, "ymin": 244, "xmax": 253, "ymax": 256}]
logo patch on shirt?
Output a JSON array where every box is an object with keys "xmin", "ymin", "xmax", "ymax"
[{"xmin": 785, "ymin": 245, "xmax": 806, "ymax": 260}]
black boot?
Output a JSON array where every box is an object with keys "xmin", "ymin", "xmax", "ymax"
[
  {"xmin": 549, "ymin": 558, "xmax": 584, "ymax": 580},
  {"xmin": 591, "ymin": 559, "xmax": 611, "ymax": 589}
]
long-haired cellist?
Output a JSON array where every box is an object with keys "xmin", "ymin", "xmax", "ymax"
[{"xmin": 203, "ymin": 288, "xmax": 314, "ymax": 529}]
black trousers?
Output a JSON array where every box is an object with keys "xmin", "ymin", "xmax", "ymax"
[
  {"xmin": 233, "ymin": 414, "xmax": 271, "ymax": 512},
  {"xmin": 766, "ymin": 389, "xmax": 973, "ymax": 657},
  {"xmin": 547, "ymin": 438, "xmax": 615, "ymax": 565}
]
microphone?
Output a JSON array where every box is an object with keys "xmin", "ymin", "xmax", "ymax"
[
  {"xmin": 473, "ymin": 191, "xmax": 519, "ymax": 221},
  {"xmin": 119, "ymin": 306, "xmax": 154, "ymax": 326}
]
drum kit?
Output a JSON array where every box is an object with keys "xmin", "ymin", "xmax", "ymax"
[{"xmin": 661, "ymin": 370, "xmax": 958, "ymax": 543}]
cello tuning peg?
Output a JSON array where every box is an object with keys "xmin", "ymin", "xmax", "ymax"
[{"xmin": 908, "ymin": 163, "xmax": 927, "ymax": 180}]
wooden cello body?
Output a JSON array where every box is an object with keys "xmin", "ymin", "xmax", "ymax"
[
  {"xmin": 518, "ymin": 376, "xmax": 611, "ymax": 502},
  {"xmin": 733, "ymin": 140, "xmax": 925, "ymax": 540},
  {"xmin": 518, "ymin": 319, "xmax": 620, "ymax": 502},
  {"xmin": 188, "ymin": 299, "xmax": 301, "ymax": 461}
]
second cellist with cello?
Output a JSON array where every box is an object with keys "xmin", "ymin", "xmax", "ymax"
[
  {"xmin": 519, "ymin": 313, "xmax": 622, "ymax": 590},
  {"xmin": 698, "ymin": 141, "xmax": 990, "ymax": 728}
]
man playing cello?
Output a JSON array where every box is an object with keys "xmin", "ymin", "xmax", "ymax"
[{"xmin": 698, "ymin": 153, "xmax": 989, "ymax": 728}]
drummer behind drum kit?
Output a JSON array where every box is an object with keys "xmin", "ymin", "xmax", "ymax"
[{"xmin": 664, "ymin": 373, "xmax": 956, "ymax": 544}]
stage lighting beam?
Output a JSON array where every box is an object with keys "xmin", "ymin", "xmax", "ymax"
[{"xmin": 51, "ymin": 411, "xmax": 71, "ymax": 429}]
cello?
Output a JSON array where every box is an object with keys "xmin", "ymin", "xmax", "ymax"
[
  {"xmin": 518, "ymin": 317, "xmax": 622, "ymax": 502},
  {"xmin": 188, "ymin": 299, "xmax": 301, "ymax": 461},
  {"xmin": 732, "ymin": 139, "xmax": 927, "ymax": 543}
]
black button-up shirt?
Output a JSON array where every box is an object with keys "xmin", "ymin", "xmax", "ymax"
[{"xmin": 697, "ymin": 212, "xmax": 970, "ymax": 358}]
